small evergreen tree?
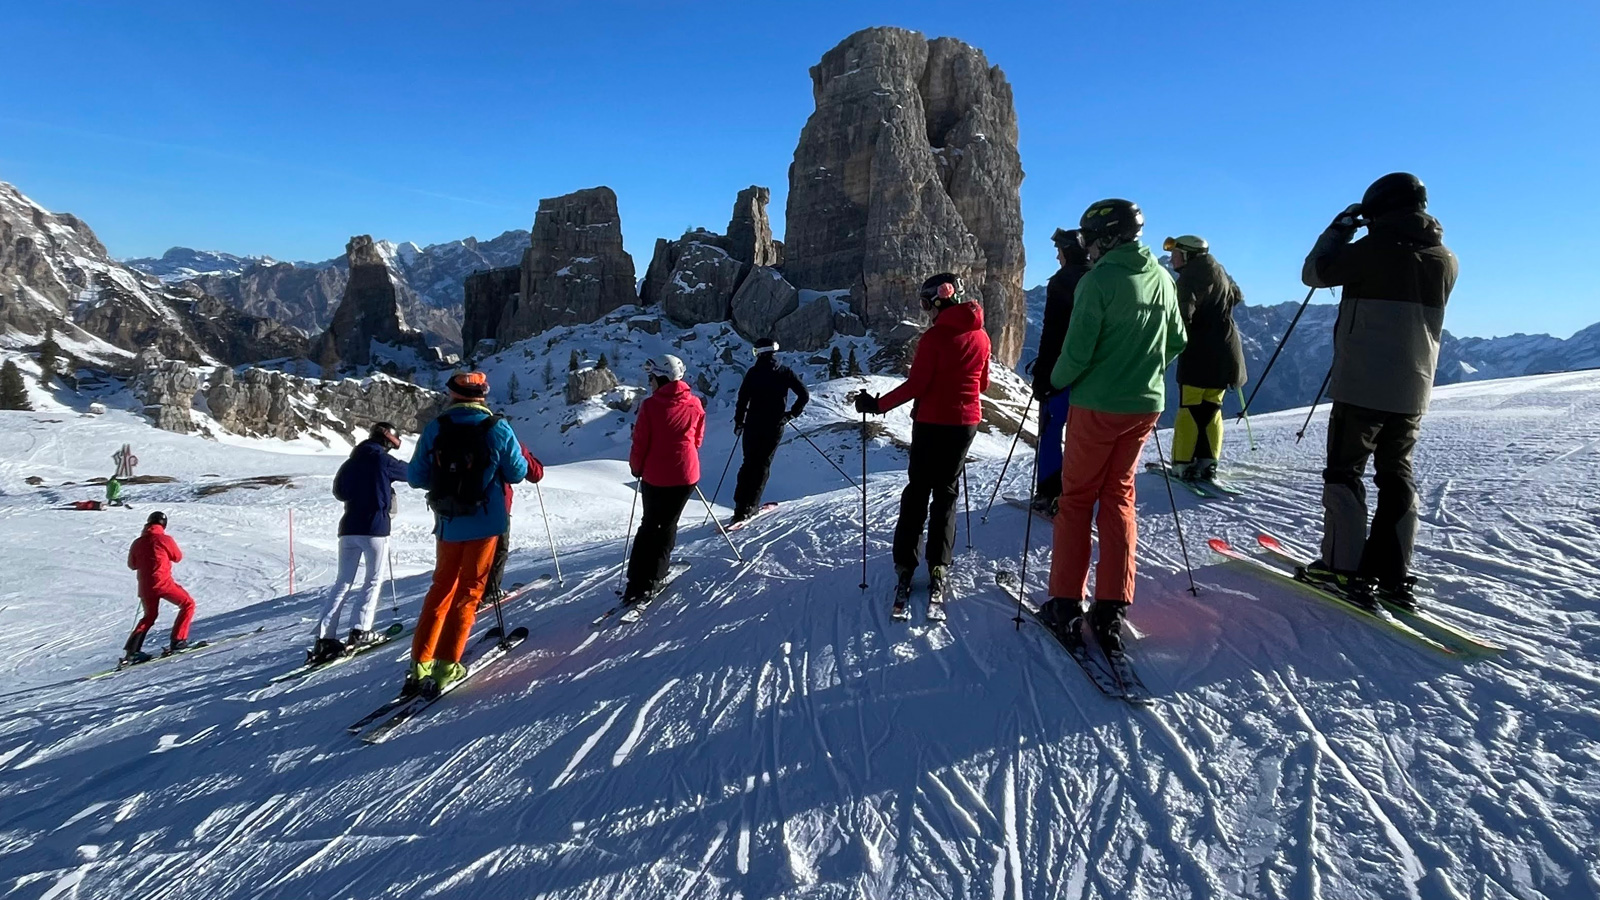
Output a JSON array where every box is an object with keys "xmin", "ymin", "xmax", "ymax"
[
  {"xmin": 0, "ymin": 360, "xmax": 31, "ymax": 410},
  {"xmin": 828, "ymin": 347, "xmax": 843, "ymax": 379},
  {"xmin": 506, "ymin": 373, "xmax": 521, "ymax": 403},
  {"xmin": 597, "ymin": 353, "xmax": 609, "ymax": 370},
  {"xmin": 37, "ymin": 324, "xmax": 60, "ymax": 388},
  {"xmin": 568, "ymin": 349, "xmax": 580, "ymax": 371},
  {"xmin": 543, "ymin": 357, "xmax": 555, "ymax": 388},
  {"xmin": 847, "ymin": 347, "xmax": 863, "ymax": 377}
]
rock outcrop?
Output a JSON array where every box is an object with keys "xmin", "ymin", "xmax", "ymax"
[
  {"xmin": 205, "ymin": 366, "xmax": 446, "ymax": 442},
  {"xmin": 131, "ymin": 350, "xmax": 200, "ymax": 433},
  {"xmin": 772, "ymin": 292, "xmax": 837, "ymax": 352},
  {"xmin": 660, "ymin": 236, "xmax": 747, "ymax": 327},
  {"xmin": 726, "ymin": 186, "xmax": 781, "ymax": 268},
  {"xmin": 783, "ymin": 27, "xmax": 1026, "ymax": 364},
  {"xmin": 515, "ymin": 188, "xmax": 637, "ymax": 340},
  {"xmin": 564, "ymin": 366, "xmax": 619, "ymax": 404},
  {"xmin": 730, "ymin": 267, "xmax": 799, "ymax": 340},
  {"xmin": 313, "ymin": 236, "xmax": 434, "ymax": 371},
  {"xmin": 462, "ymin": 265, "xmax": 522, "ymax": 357}
]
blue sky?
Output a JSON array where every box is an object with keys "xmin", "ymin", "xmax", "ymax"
[{"xmin": 1, "ymin": 1, "xmax": 1594, "ymax": 338}]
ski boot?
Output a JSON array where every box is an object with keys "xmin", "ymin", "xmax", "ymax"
[
  {"xmin": 1298, "ymin": 561, "xmax": 1379, "ymax": 611},
  {"xmin": 478, "ymin": 587, "xmax": 506, "ymax": 611},
  {"xmin": 161, "ymin": 639, "xmax": 189, "ymax": 658},
  {"xmin": 1375, "ymin": 576, "xmax": 1419, "ymax": 611},
  {"xmin": 1088, "ymin": 600, "xmax": 1128, "ymax": 658},
  {"xmin": 729, "ymin": 506, "xmax": 754, "ymax": 527},
  {"xmin": 926, "ymin": 565, "xmax": 949, "ymax": 621},
  {"xmin": 1037, "ymin": 597, "xmax": 1083, "ymax": 643},
  {"xmin": 1191, "ymin": 458, "xmax": 1219, "ymax": 484},
  {"xmin": 1030, "ymin": 493, "xmax": 1058, "ymax": 517},
  {"xmin": 307, "ymin": 637, "xmax": 344, "ymax": 665},
  {"xmin": 430, "ymin": 661, "xmax": 468, "ymax": 696},
  {"xmin": 891, "ymin": 565, "xmax": 914, "ymax": 620},
  {"xmin": 402, "ymin": 659, "xmax": 434, "ymax": 698},
  {"xmin": 346, "ymin": 629, "xmax": 383, "ymax": 652},
  {"xmin": 121, "ymin": 651, "xmax": 155, "ymax": 667}
]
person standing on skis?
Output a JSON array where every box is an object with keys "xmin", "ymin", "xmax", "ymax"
[
  {"xmin": 310, "ymin": 422, "xmax": 410, "ymax": 664},
  {"xmin": 1165, "ymin": 234, "xmax": 1247, "ymax": 483},
  {"xmin": 405, "ymin": 371, "xmax": 529, "ymax": 697},
  {"xmin": 854, "ymin": 273, "xmax": 991, "ymax": 610},
  {"xmin": 483, "ymin": 442, "xmax": 545, "ymax": 607},
  {"xmin": 105, "ymin": 474, "xmax": 125, "ymax": 507},
  {"xmin": 730, "ymin": 337, "xmax": 809, "ymax": 525},
  {"xmin": 124, "ymin": 511, "xmax": 196, "ymax": 663},
  {"xmin": 623, "ymin": 355, "xmax": 705, "ymax": 604},
  {"xmin": 1031, "ymin": 228, "xmax": 1092, "ymax": 514},
  {"xmin": 1039, "ymin": 199, "xmax": 1186, "ymax": 656},
  {"xmin": 1299, "ymin": 172, "xmax": 1457, "ymax": 610}
]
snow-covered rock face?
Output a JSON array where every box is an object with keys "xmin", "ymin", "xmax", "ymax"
[
  {"xmin": 0, "ymin": 182, "xmax": 305, "ymax": 368},
  {"xmin": 312, "ymin": 235, "xmax": 434, "ymax": 371},
  {"xmin": 124, "ymin": 247, "xmax": 275, "ymax": 283}
]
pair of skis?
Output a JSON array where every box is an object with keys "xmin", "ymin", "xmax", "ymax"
[
  {"xmin": 1209, "ymin": 533, "xmax": 1505, "ymax": 657},
  {"xmin": 591, "ymin": 564, "xmax": 692, "ymax": 628},
  {"xmin": 891, "ymin": 582, "xmax": 946, "ymax": 623},
  {"xmin": 994, "ymin": 572, "xmax": 1152, "ymax": 705},
  {"xmin": 1144, "ymin": 462, "xmax": 1243, "ymax": 500},
  {"xmin": 727, "ymin": 502, "xmax": 779, "ymax": 533},
  {"xmin": 348, "ymin": 624, "xmax": 530, "ymax": 744},
  {"xmin": 90, "ymin": 625, "xmax": 273, "ymax": 680},
  {"xmin": 267, "ymin": 621, "xmax": 408, "ymax": 685}
]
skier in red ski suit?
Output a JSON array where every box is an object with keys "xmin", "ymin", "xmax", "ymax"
[{"xmin": 124, "ymin": 511, "xmax": 196, "ymax": 660}]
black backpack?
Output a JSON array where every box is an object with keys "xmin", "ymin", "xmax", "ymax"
[{"xmin": 425, "ymin": 413, "xmax": 501, "ymax": 519}]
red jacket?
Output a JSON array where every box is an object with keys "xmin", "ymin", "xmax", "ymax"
[
  {"xmin": 630, "ymin": 379, "xmax": 706, "ymax": 487},
  {"xmin": 879, "ymin": 302, "xmax": 992, "ymax": 426},
  {"xmin": 128, "ymin": 524, "xmax": 183, "ymax": 595},
  {"xmin": 504, "ymin": 445, "xmax": 544, "ymax": 512}
]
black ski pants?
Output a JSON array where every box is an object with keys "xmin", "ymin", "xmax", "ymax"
[
  {"xmin": 486, "ymin": 526, "xmax": 511, "ymax": 596},
  {"xmin": 1319, "ymin": 401, "xmax": 1422, "ymax": 583},
  {"xmin": 893, "ymin": 422, "xmax": 977, "ymax": 573},
  {"xmin": 732, "ymin": 421, "xmax": 783, "ymax": 517},
  {"xmin": 627, "ymin": 481, "xmax": 695, "ymax": 596}
]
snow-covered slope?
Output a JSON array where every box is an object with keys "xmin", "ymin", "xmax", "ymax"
[
  {"xmin": 122, "ymin": 248, "xmax": 277, "ymax": 283},
  {"xmin": 1, "ymin": 368, "xmax": 1597, "ymax": 898}
]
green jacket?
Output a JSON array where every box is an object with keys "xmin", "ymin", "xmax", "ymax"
[
  {"xmin": 1050, "ymin": 241, "xmax": 1187, "ymax": 414},
  {"xmin": 106, "ymin": 478, "xmax": 123, "ymax": 502}
]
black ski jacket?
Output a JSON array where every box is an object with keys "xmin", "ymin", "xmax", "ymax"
[
  {"xmin": 1175, "ymin": 254, "xmax": 1247, "ymax": 390},
  {"xmin": 1303, "ymin": 210, "xmax": 1457, "ymax": 415},
  {"xmin": 735, "ymin": 355, "xmax": 809, "ymax": 432},
  {"xmin": 1034, "ymin": 262, "xmax": 1090, "ymax": 394}
]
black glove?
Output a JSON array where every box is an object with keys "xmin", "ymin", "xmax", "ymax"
[
  {"xmin": 785, "ymin": 405, "xmax": 804, "ymax": 423},
  {"xmin": 853, "ymin": 392, "xmax": 881, "ymax": 415},
  {"xmin": 1329, "ymin": 203, "xmax": 1367, "ymax": 234},
  {"xmin": 733, "ymin": 420, "xmax": 744, "ymax": 436}
]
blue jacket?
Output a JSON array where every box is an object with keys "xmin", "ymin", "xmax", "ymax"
[
  {"xmin": 407, "ymin": 403, "xmax": 529, "ymax": 542},
  {"xmin": 334, "ymin": 439, "xmax": 411, "ymax": 537}
]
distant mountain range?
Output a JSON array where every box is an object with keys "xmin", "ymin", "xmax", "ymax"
[
  {"xmin": 125, "ymin": 231, "xmax": 528, "ymax": 352},
  {"xmin": 1021, "ymin": 284, "xmax": 1600, "ymax": 416}
]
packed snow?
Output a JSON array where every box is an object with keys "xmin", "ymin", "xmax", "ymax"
[{"xmin": 1, "ymin": 366, "xmax": 1598, "ymax": 899}]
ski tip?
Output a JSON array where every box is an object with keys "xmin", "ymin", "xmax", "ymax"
[
  {"xmin": 1206, "ymin": 537, "xmax": 1232, "ymax": 552},
  {"xmin": 1257, "ymin": 533, "xmax": 1283, "ymax": 550}
]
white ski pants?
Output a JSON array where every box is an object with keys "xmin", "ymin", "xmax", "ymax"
[{"xmin": 316, "ymin": 535, "xmax": 388, "ymax": 639}]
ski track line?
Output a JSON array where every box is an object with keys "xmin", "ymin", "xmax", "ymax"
[
  {"xmin": 610, "ymin": 677, "xmax": 678, "ymax": 768},
  {"xmin": 551, "ymin": 701, "xmax": 627, "ymax": 791}
]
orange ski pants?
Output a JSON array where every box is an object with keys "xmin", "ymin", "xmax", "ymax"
[
  {"xmin": 1049, "ymin": 407, "xmax": 1160, "ymax": 603},
  {"xmin": 411, "ymin": 536, "xmax": 497, "ymax": 665}
]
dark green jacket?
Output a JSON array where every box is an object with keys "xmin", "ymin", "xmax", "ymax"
[
  {"xmin": 1175, "ymin": 253, "xmax": 1247, "ymax": 390},
  {"xmin": 1051, "ymin": 241, "xmax": 1187, "ymax": 414}
]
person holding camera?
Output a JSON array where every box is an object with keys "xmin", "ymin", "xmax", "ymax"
[{"xmin": 1299, "ymin": 173, "xmax": 1458, "ymax": 610}]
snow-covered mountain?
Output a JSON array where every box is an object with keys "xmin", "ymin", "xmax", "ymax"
[
  {"xmin": 122, "ymin": 247, "xmax": 277, "ymax": 282},
  {"xmin": 1021, "ymin": 283, "xmax": 1600, "ymax": 416},
  {"xmin": 0, "ymin": 181, "xmax": 306, "ymax": 368},
  {"xmin": 2, "ymin": 347, "xmax": 1596, "ymax": 897},
  {"xmin": 132, "ymin": 231, "xmax": 530, "ymax": 353}
]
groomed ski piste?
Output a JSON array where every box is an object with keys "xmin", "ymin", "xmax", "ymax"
[{"xmin": 2, "ymin": 368, "xmax": 1598, "ymax": 899}]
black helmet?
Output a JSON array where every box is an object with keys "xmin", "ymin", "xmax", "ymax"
[
  {"xmin": 919, "ymin": 273, "xmax": 966, "ymax": 311},
  {"xmin": 1079, "ymin": 199, "xmax": 1144, "ymax": 247},
  {"xmin": 1361, "ymin": 172, "xmax": 1427, "ymax": 217},
  {"xmin": 1051, "ymin": 228, "xmax": 1088, "ymax": 264},
  {"xmin": 147, "ymin": 511, "xmax": 167, "ymax": 528},
  {"xmin": 369, "ymin": 421, "xmax": 400, "ymax": 450}
]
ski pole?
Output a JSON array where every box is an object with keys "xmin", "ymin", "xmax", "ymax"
[
  {"xmin": 962, "ymin": 463, "xmax": 973, "ymax": 550},
  {"xmin": 982, "ymin": 393, "xmax": 1034, "ymax": 523},
  {"xmin": 1237, "ymin": 285, "xmax": 1317, "ymax": 421},
  {"xmin": 618, "ymin": 477, "xmax": 640, "ymax": 594},
  {"xmin": 788, "ymin": 420, "xmax": 862, "ymax": 493},
  {"xmin": 695, "ymin": 485, "xmax": 744, "ymax": 563},
  {"xmin": 386, "ymin": 542, "xmax": 401, "ymax": 621},
  {"xmin": 1150, "ymin": 427, "xmax": 1199, "ymax": 596},
  {"xmin": 701, "ymin": 434, "xmax": 741, "ymax": 525},
  {"xmin": 1013, "ymin": 426, "xmax": 1044, "ymax": 629},
  {"xmin": 534, "ymin": 480, "xmax": 564, "ymax": 585},
  {"xmin": 1296, "ymin": 367, "xmax": 1335, "ymax": 443},
  {"xmin": 488, "ymin": 545, "xmax": 510, "ymax": 646},
  {"xmin": 1236, "ymin": 386, "xmax": 1258, "ymax": 452},
  {"xmin": 859, "ymin": 410, "xmax": 869, "ymax": 590}
]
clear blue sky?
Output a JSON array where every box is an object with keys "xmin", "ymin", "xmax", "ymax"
[{"xmin": 1, "ymin": 1, "xmax": 1594, "ymax": 338}]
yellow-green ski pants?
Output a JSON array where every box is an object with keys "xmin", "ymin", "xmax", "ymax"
[{"xmin": 1172, "ymin": 386, "xmax": 1226, "ymax": 465}]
